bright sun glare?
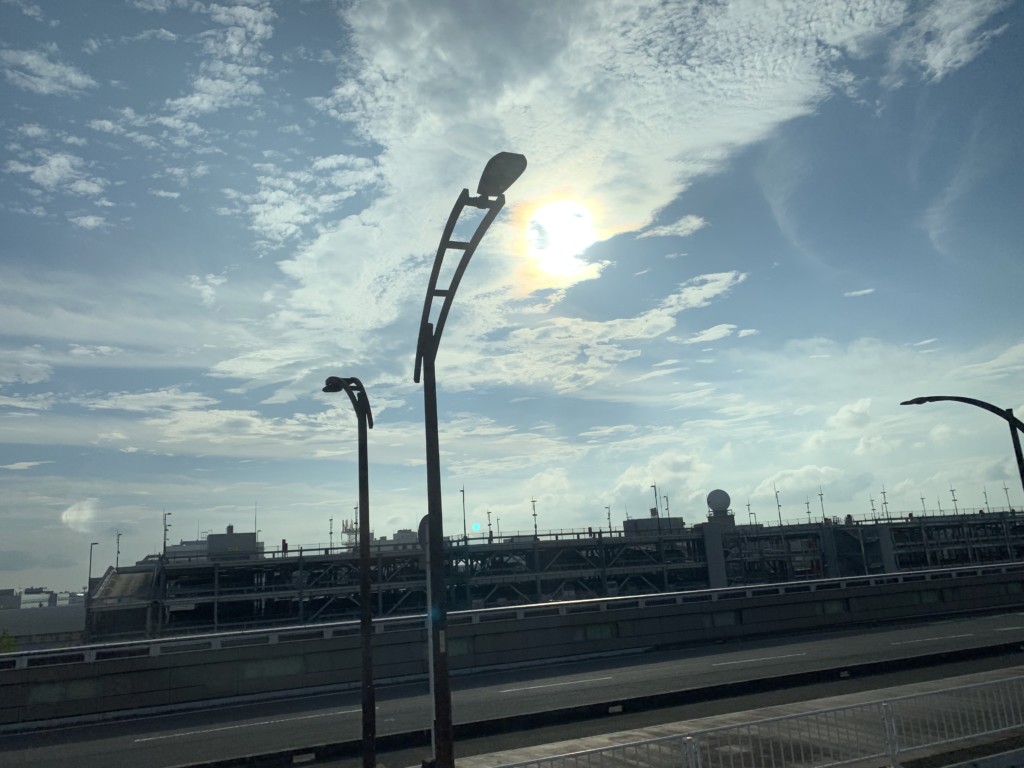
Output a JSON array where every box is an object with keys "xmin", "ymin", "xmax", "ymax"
[{"xmin": 526, "ymin": 200, "xmax": 597, "ymax": 278}]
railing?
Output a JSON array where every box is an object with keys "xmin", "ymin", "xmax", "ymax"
[
  {"xmin": 496, "ymin": 675, "xmax": 1024, "ymax": 768},
  {"xmin": 4, "ymin": 561, "xmax": 1024, "ymax": 671}
]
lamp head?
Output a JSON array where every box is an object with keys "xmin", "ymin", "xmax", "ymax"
[
  {"xmin": 323, "ymin": 376, "xmax": 346, "ymax": 393},
  {"xmin": 477, "ymin": 152, "xmax": 527, "ymax": 197},
  {"xmin": 900, "ymin": 397, "xmax": 930, "ymax": 406}
]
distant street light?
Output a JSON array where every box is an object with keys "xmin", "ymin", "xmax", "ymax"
[
  {"xmin": 413, "ymin": 152, "xmax": 526, "ymax": 768},
  {"xmin": 322, "ymin": 375, "xmax": 376, "ymax": 768},
  {"xmin": 901, "ymin": 395, "xmax": 1024, "ymax": 497},
  {"xmin": 87, "ymin": 540, "xmax": 99, "ymax": 637},
  {"xmin": 162, "ymin": 511, "xmax": 172, "ymax": 561},
  {"xmin": 115, "ymin": 531, "xmax": 121, "ymax": 570}
]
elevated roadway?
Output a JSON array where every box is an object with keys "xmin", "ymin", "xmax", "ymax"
[{"xmin": 3, "ymin": 611, "xmax": 1024, "ymax": 768}]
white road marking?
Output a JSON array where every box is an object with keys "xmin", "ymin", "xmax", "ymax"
[
  {"xmin": 994, "ymin": 626, "xmax": 1024, "ymax": 631},
  {"xmin": 890, "ymin": 634, "xmax": 974, "ymax": 645},
  {"xmin": 499, "ymin": 676, "xmax": 613, "ymax": 693},
  {"xmin": 711, "ymin": 653, "xmax": 807, "ymax": 667},
  {"xmin": 133, "ymin": 708, "xmax": 362, "ymax": 742}
]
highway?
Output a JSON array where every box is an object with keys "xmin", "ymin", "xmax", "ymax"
[{"xmin": 3, "ymin": 610, "xmax": 1024, "ymax": 768}]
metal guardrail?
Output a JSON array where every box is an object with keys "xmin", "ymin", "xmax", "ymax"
[
  {"xmin": 496, "ymin": 675, "xmax": 1024, "ymax": 768},
  {"xmin": 2, "ymin": 561, "xmax": 1023, "ymax": 671}
]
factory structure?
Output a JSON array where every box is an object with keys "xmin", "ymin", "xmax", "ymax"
[{"xmin": 85, "ymin": 490, "xmax": 1024, "ymax": 641}]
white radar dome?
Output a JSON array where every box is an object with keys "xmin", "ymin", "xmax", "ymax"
[{"xmin": 707, "ymin": 489, "xmax": 731, "ymax": 513}]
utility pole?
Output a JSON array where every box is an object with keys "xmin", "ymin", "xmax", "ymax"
[
  {"xmin": 774, "ymin": 484, "xmax": 782, "ymax": 526},
  {"xmin": 663, "ymin": 495, "xmax": 670, "ymax": 517},
  {"xmin": 115, "ymin": 531, "xmax": 121, "ymax": 570},
  {"xmin": 531, "ymin": 498, "xmax": 538, "ymax": 539},
  {"xmin": 651, "ymin": 485, "xmax": 660, "ymax": 516},
  {"xmin": 805, "ymin": 498, "xmax": 811, "ymax": 522},
  {"xmin": 487, "ymin": 510, "xmax": 492, "ymax": 542},
  {"xmin": 818, "ymin": 486, "xmax": 825, "ymax": 521},
  {"xmin": 950, "ymin": 484, "xmax": 959, "ymax": 514},
  {"xmin": 329, "ymin": 517, "xmax": 333, "ymax": 551},
  {"xmin": 606, "ymin": 506, "xmax": 612, "ymax": 534},
  {"xmin": 983, "ymin": 487, "xmax": 991, "ymax": 513},
  {"xmin": 920, "ymin": 495, "xmax": 927, "ymax": 514}
]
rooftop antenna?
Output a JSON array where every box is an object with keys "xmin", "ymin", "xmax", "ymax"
[
  {"xmin": 1004, "ymin": 482, "xmax": 1012, "ymax": 510},
  {"xmin": 818, "ymin": 486, "xmax": 825, "ymax": 521},
  {"xmin": 805, "ymin": 497, "xmax": 811, "ymax": 522},
  {"xmin": 774, "ymin": 483, "xmax": 782, "ymax": 526},
  {"xmin": 880, "ymin": 486, "xmax": 889, "ymax": 520},
  {"xmin": 869, "ymin": 496, "xmax": 877, "ymax": 520},
  {"xmin": 983, "ymin": 487, "xmax": 991, "ymax": 513},
  {"xmin": 920, "ymin": 495, "xmax": 927, "ymax": 514},
  {"xmin": 950, "ymin": 484, "xmax": 959, "ymax": 514}
]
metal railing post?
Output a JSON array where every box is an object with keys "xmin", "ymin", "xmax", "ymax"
[{"xmin": 882, "ymin": 702, "xmax": 901, "ymax": 767}]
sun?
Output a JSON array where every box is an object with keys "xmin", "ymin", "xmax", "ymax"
[{"xmin": 526, "ymin": 200, "xmax": 598, "ymax": 278}]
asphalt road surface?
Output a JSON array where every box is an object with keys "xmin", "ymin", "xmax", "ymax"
[{"xmin": 4, "ymin": 610, "xmax": 1024, "ymax": 768}]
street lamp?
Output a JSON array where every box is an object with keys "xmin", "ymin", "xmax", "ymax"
[
  {"xmin": 87, "ymin": 541, "xmax": 99, "ymax": 635},
  {"xmin": 413, "ymin": 151, "xmax": 526, "ymax": 768},
  {"xmin": 88, "ymin": 541, "xmax": 99, "ymax": 591},
  {"xmin": 901, "ymin": 395, "xmax": 1024, "ymax": 496},
  {"xmin": 322, "ymin": 375, "xmax": 376, "ymax": 768}
]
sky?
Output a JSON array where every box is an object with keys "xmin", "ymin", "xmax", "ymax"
[{"xmin": 1, "ymin": 0, "xmax": 1023, "ymax": 592}]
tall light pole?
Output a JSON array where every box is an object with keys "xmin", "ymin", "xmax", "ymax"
[
  {"xmin": 87, "ymin": 540, "xmax": 99, "ymax": 630},
  {"xmin": 531, "ymin": 498, "xmax": 538, "ymax": 539},
  {"xmin": 460, "ymin": 486, "xmax": 467, "ymax": 543},
  {"xmin": 162, "ymin": 511, "xmax": 172, "ymax": 560},
  {"xmin": 901, "ymin": 396, "xmax": 1024, "ymax": 497},
  {"xmin": 774, "ymin": 484, "xmax": 783, "ymax": 526},
  {"xmin": 413, "ymin": 152, "xmax": 526, "ymax": 768},
  {"xmin": 88, "ymin": 541, "xmax": 99, "ymax": 590},
  {"xmin": 329, "ymin": 517, "xmax": 334, "ymax": 552},
  {"xmin": 606, "ymin": 505, "xmax": 612, "ymax": 535},
  {"xmin": 322, "ymin": 375, "xmax": 376, "ymax": 768},
  {"xmin": 115, "ymin": 531, "xmax": 121, "ymax": 570}
]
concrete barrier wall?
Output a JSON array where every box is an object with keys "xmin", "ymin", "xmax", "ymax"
[{"xmin": 2, "ymin": 565, "xmax": 1023, "ymax": 726}]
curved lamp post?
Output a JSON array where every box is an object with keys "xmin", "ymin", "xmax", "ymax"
[
  {"xmin": 414, "ymin": 152, "xmax": 526, "ymax": 768},
  {"xmin": 901, "ymin": 395, "xmax": 1024, "ymax": 498},
  {"xmin": 322, "ymin": 375, "xmax": 376, "ymax": 768}
]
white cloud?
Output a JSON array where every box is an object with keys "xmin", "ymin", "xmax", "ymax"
[
  {"xmin": 886, "ymin": 0, "xmax": 1012, "ymax": 85},
  {"xmin": 77, "ymin": 388, "xmax": 220, "ymax": 413},
  {"xmin": 68, "ymin": 214, "xmax": 106, "ymax": 229},
  {"xmin": 683, "ymin": 324, "xmax": 737, "ymax": 345},
  {"xmin": 844, "ymin": 288, "xmax": 875, "ymax": 297},
  {"xmin": 1, "ymin": 461, "xmax": 54, "ymax": 470},
  {"xmin": 6, "ymin": 151, "xmax": 108, "ymax": 198},
  {"xmin": 0, "ymin": 46, "xmax": 97, "ymax": 95},
  {"xmin": 640, "ymin": 214, "xmax": 707, "ymax": 239}
]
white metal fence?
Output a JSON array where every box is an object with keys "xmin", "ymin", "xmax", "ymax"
[{"xmin": 495, "ymin": 675, "xmax": 1024, "ymax": 768}]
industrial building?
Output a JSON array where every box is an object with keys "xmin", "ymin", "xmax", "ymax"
[{"xmin": 85, "ymin": 504, "xmax": 1024, "ymax": 642}]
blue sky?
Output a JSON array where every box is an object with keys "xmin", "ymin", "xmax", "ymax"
[{"xmin": 2, "ymin": 0, "xmax": 1022, "ymax": 591}]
